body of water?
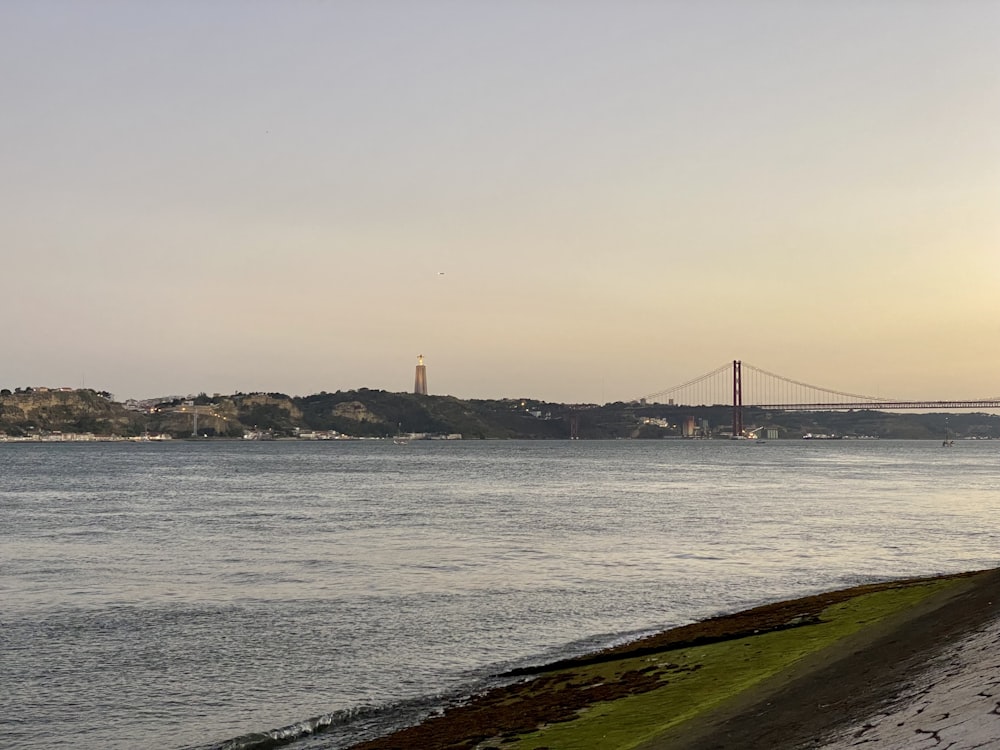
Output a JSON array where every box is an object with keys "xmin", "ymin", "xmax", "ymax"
[{"xmin": 1, "ymin": 439, "xmax": 997, "ymax": 749}]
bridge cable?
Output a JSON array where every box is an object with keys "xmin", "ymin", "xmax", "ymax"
[
  {"xmin": 741, "ymin": 362, "xmax": 891, "ymax": 403},
  {"xmin": 642, "ymin": 362, "xmax": 732, "ymax": 402}
]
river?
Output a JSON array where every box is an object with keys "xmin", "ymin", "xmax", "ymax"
[{"xmin": 1, "ymin": 439, "xmax": 997, "ymax": 749}]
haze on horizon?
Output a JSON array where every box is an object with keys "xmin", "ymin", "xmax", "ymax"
[{"xmin": 2, "ymin": 1, "xmax": 998, "ymax": 404}]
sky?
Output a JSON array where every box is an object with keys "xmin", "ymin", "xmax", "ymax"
[{"xmin": 2, "ymin": 1, "xmax": 998, "ymax": 403}]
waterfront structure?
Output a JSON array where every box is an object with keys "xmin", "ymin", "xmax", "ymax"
[
  {"xmin": 414, "ymin": 355, "xmax": 428, "ymax": 395},
  {"xmin": 682, "ymin": 416, "xmax": 697, "ymax": 437}
]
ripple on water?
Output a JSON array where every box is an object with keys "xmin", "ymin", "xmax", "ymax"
[{"xmin": 2, "ymin": 440, "xmax": 999, "ymax": 749}]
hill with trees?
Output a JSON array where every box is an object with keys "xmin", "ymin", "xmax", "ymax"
[{"xmin": 1, "ymin": 387, "xmax": 998, "ymax": 441}]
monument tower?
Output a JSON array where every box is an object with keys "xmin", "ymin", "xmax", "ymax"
[{"xmin": 413, "ymin": 354, "xmax": 428, "ymax": 395}]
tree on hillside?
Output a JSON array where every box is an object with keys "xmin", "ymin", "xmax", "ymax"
[{"xmin": 240, "ymin": 403, "xmax": 296, "ymax": 434}]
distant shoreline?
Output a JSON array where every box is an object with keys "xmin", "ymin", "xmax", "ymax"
[
  {"xmin": 3, "ymin": 388, "xmax": 998, "ymax": 440},
  {"xmin": 1, "ymin": 435, "xmax": 996, "ymax": 443}
]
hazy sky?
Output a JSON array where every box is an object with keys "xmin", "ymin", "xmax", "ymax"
[{"xmin": 2, "ymin": 1, "xmax": 998, "ymax": 403}]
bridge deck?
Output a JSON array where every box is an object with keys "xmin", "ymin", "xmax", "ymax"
[{"xmin": 747, "ymin": 401, "xmax": 1000, "ymax": 411}]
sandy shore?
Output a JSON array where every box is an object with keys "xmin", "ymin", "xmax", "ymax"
[{"xmin": 348, "ymin": 568, "xmax": 1000, "ymax": 750}]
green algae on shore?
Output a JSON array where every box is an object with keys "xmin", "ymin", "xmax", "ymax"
[
  {"xmin": 493, "ymin": 579, "xmax": 956, "ymax": 750},
  {"xmin": 351, "ymin": 572, "xmax": 978, "ymax": 750}
]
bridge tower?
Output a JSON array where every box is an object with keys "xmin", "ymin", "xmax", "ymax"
[{"xmin": 732, "ymin": 360, "xmax": 743, "ymax": 438}]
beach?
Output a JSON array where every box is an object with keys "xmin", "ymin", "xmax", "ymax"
[{"xmin": 348, "ymin": 568, "xmax": 1000, "ymax": 750}]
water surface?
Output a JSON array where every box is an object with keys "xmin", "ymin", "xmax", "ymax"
[{"xmin": 1, "ymin": 439, "xmax": 997, "ymax": 749}]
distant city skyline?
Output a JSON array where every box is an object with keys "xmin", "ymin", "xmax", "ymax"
[{"xmin": 2, "ymin": 2, "xmax": 998, "ymax": 403}]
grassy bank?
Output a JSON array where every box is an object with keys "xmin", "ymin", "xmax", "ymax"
[
  {"xmin": 352, "ymin": 572, "xmax": 980, "ymax": 750},
  {"xmin": 499, "ymin": 581, "xmax": 954, "ymax": 749}
]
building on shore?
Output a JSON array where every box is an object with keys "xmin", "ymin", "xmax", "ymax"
[{"xmin": 414, "ymin": 355, "xmax": 428, "ymax": 395}]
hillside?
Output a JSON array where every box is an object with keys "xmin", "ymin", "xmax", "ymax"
[
  {"xmin": 0, "ymin": 388, "xmax": 141, "ymax": 436},
  {"xmin": 1, "ymin": 387, "xmax": 998, "ymax": 440}
]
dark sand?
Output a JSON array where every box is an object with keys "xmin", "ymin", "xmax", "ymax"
[{"xmin": 348, "ymin": 569, "xmax": 1000, "ymax": 750}]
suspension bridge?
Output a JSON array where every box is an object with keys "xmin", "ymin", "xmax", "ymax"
[{"xmin": 642, "ymin": 360, "xmax": 1000, "ymax": 438}]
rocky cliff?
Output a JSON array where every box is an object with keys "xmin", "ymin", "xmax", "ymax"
[{"xmin": 0, "ymin": 389, "xmax": 140, "ymax": 436}]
